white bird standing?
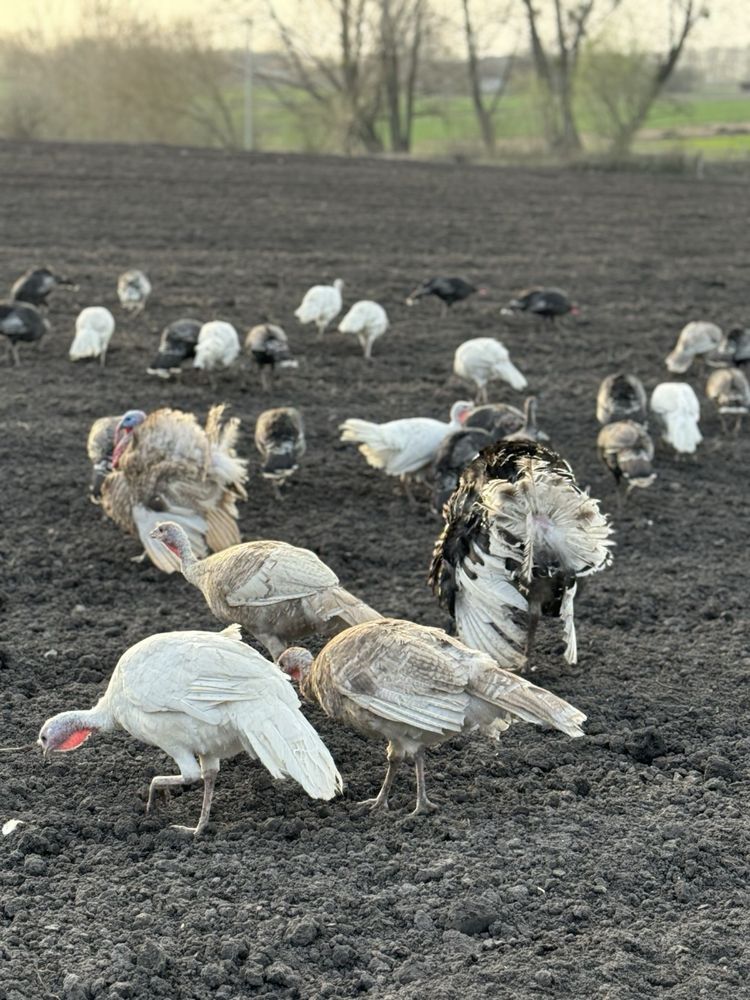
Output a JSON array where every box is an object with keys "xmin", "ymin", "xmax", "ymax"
[
  {"xmin": 454, "ymin": 338, "xmax": 528, "ymax": 402},
  {"xmin": 193, "ymin": 321, "xmax": 241, "ymax": 372},
  {"xmin": 279, "ymin": 618, "xmax": 585, "ymax": 815},
  {"xmin": 706, "ymin": 367, "xmax": 750, "ymax": 434},
  {"xmin": 338, "ymin": 300, "xmax": 389, "ymax": 359},
  {"xmin": 69, "ymin": 306, "xmax": 116, "ymax": 367},
  {"xmin": 294, "ymin": 279, "xmax": 344, "ymax": 339},
  {"xmin": 665, "ymin": 321, "xmax": 722, "ymax": 374},
  {"xmin": 650, "ymin": 382, "xmax": 702, "ymax": 455},
  {"xmin": 117, "ymin": 270, "xmax": 152, "ymax": 315},
  {"xmin": 38, "ymin": 625, "xmax": 343, "ymax": 836},
  {"xmin": 339, "ymin": 401, "xmax": 474, "ymax": 498}
]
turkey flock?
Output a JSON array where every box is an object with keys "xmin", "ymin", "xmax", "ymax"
[{"xmin": 2, "ymin": 262, "xmax": 748, "ymax": 835}]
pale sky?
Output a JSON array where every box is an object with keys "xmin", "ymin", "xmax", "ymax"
[{"xmin": 0, "ymin": 0, "xmax": 748, "ymax": 54}]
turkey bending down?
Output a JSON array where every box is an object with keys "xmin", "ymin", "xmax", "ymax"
[
  {"xmin": 94, "ymin": 405, "xmax": 248, "ymax": 572},
  {"xmin": 117, "ymin": 270, "xmax": 152, "ymax": 315},
  {"xmin": 278, "ymin": 618, "xmax": 585, "ymax": 815},
  {"xmin": 0, "ymin": 301, "xmax": 49, "ymax": 366},
  {"xmin": 69, "ymin": 306, "xmax": 115, "ymax": 366},
  {"xmin": 245, "ymin": 324, "xmax": 298, "ymax": 389},
  {"xmin": 339, "ymin": 401, "xmax": 474, "ymax": 500},
  {"xmin": 709, "ymin": 326, "xmax": 750, "ymax": 369},
  {"xmin": 10, "ymin": 267, "xmax": 76, "ymax": 307},
  {"xmin": 597, "ymin": 420, "xmax": 656, "ymax": 503},
  {"xmin": 650, "ymin": 383, "xmax": 702, "ymax": 455},
  {"xmin": 39, "ymin": 625, "xmax": 342, "ymax": 836},
  {"xmin": 405, "ymin": 277, "xmax": 486, "ymax": 316},
  {"xmin": 338, "ymin": 300, "xmax": 389, "ymax": 360},
  {"xmin": 665, "ymin": 321, "xmax": 722, "ymax": 374},
  {"xmin": 430, "ymin": 440, "xmax": 613, "ymax": 670},
  {"xmin": 193, "ymin": 321, "xmax": 240, "ymax": 372},
  {"xmin": 454, "ymin": 337, "xmax": 528, "ymax": 402},
  {"xmin": 501, "ymin": 288, "xmax": 578, "ymax": 322},
  {"xmin": 149, "ymin": 521, "xmax": 382, "ymax": 660},
  {"xmin": 706, "ymin": 367, "xmax": 750, "ymax": 434},
  {"xmin": 596, "ymin": 373, "xmax": 648, "ymax": 426},
  {"xmin": 147, "ymin": 319, "xmax": 202, "ymax": 379},
  {"xmin": 294, "ymin": 279, "xmax": 344, "ymax": 338},
  {"xmin": 255, "ymin": 407, "xmax": 306, "ymax": 497}
]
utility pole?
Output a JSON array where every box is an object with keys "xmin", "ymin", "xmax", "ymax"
[{"xmin": 243, "ymin": 17, "xmax": 254, "ymax": 151}]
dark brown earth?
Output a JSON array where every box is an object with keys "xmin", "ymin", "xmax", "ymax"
[{"xmin": 1, "ymin": 140, "xmax": 748, "ymax": 1000}]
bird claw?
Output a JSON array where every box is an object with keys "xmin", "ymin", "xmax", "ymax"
[
  {"xmin": 358, "ymin": 796, "xmax": 389, "ymax": 813},
  {"xmin": 411, "ymin": 799, "xmax": 439, "ymax": 816},
  {"xmin": 169, "ymin": 823, "xmax": 202, "ymax": 837}
]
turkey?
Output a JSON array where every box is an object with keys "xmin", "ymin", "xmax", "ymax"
[
  {"xmin": 339, "ymin": 400, "xmax": 474, "ymax": 500},
  {"xmin": 0, "ymin": 301, "xmax": 50, "ymax": 365},
  {"xmin": 95, "ymin": 405, "xmax": 248, "ymax": 572},
  {"xmin": 69, "ymin": 306, "xmax": 115, "ymax": 366},
  {"xmin": 147, "ymin": 318, "xmax": 202, "ymax": 379},
  {"xmin": 464, "ymin": 402, "xmax": 525, "ymax": 438},
  {"xmin": 278, "ymin": 618, "xmax": 585, "ymax": 815},
  {"xmin": 338, "ymin": 300, "xmax": 389, "ymax": 360},
  {"xmin": 430, "ymin": 426, "xmax": 492, "ymax": 515},
  {"xmin": 294, "ymin": 279, "xmax": 343, "ymax": 338},
  {"xmin": 503, "ymin": 396, "xmax": 547, "ymax": 443},
  {"xmin": 596, "ymin": 373, "xmax": 648, "ymax": 426},
  {"xmin": 38, "ymin": 625, "xmax": 342, "ymax": 836},
  {"xmin": 709, "ymin": 326, "xmax": 750, "ymax": 369},
  {"xmin": 117, "ymin": 270, "xmax": 152, "ymax": 315},
  {"xmin": 502, "ymin": 288, "xmax": 578, "ymax": 322},
  {"xmin": 86, "ymin": 413, "xmax": 125, "ymax": 500},
  {"xmin": 597, "ymin": 420, "xmax": 656, "ymax": 503},
  {"xmin": 193, "ymin": 321, "xmax": 241, "ymax": 372},
  {"xmin": 245, "ymin": 324, "xmax": 298, "ymax": 389},
  {"xmin": 706, "ymin": 367, "xmax": 750, "ymax": 434},
  {"xmin": 149, "ymin": 521, "xmax": 382, "ymax": 660},
  {"xmin": 406, "ymin": 277, "xmax": 486, "ymax": 316},
  {"xmin": 650, "ymin": 383, "xmax": 702, "ymax": 455},
  {"xmin": 454, "ymin": 338, "xmax": 528, "ymax": 401},
  {"xmin": 255, "ymin": 407, "xmax": 306, "ymax": 497},
  {"xmin": 10, "ymin": 267, "xmax": 76, "ymax": 307},
  {"xmin": 665, "ymin": 321, "xmax": 722, "ymax": 374},
  {"xmin": 430, "ymin": 440, "xmax": 613, "ymax": 669}
]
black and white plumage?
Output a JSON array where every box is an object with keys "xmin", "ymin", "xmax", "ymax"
[
  {"xmin": 10, "ymin": 267, "xmax": 75, "ymax": 307},
  {"xmin": 406, "ymin": 278, "xmax": 486, "ymax": 316},
  {"xmin": 464, "ymin": 402, "xmax": 525, "ymax": 438},
  {"xmin": 706, "ymin": 367, "xmax": 750, "ymax": 434},
  {"xmin": 0, "ymin": 301, "xmax": 50, "ymax": 365},
  {"xmin": 454, "ymin": 337, "xmax": 528, "ymax": 401},
  {"xmin": 254, "ymin": 407, "xmax": 306, "ymax": 498},
  {"xmin": 597, "ymin": 421, "xmax": 656, "ymax": 501},
  {"xmin": 650, "ymin": 383, "xmax": 702, "ymax": 455},
  {"xmin": 338, "ymin": 301, "xmax": 389, "ymax": 360},
  {"xmin": 596, "ymin": 373, "xmax": 648, "ymax": 426},
  {"xmin": 117, "ymin": 270, "xmax": 152, "ymax": 315},
  {"xmin": 244, "ymin": 324, "xmax": 298, "ymax": 390},
  {"xmin": 709, "ymin": 326, "xmax": 750, "ymax": 369},
  {"xmin": 69, "ymin": 306, "xmax": 115, "ymax": 366},
  {"xmin": 502, "ymin": 288, "xmax": 578, "ymax": 321},
  {"xmin": 665, "ymin": 321, "xmax": 722, "ymax": 374},
  {"xmin": 430, "ymin": 441, "xmax": 613, "ymax": 670},
  {"xmin": 430, "ymin": 427, "xmax": 492, "ymax": 515},
  {"xmin": 147, "ymin": 319, "xmax": 202, "ymax": 379}
]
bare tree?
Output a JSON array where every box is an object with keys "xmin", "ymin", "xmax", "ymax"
[
  {"xmin": 460, "ymin": 0, "xmax": 514, "ymax": 154},
  {"xmin": 379, "ymin": 0, "xmax": 426, "ymax": 153}
]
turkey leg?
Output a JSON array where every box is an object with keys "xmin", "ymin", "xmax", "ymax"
[
  {"xmin": 146, "ymin": 774, "xmax": 186, "ymax": 814},
  {"xmin": 360, "ymin": 744, "xmax": 401, "ymax": 812},
  {"xmin": 411, "ymin": 750, "xmax": 438, "ymax": 815},
  {"xmin": 172, "ymin": 769, "xmax": 218, "ymax": 837}
]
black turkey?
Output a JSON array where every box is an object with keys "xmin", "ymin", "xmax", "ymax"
[
  {"xmin": 0, "ymin": 301, "xmax": 50, "ymax": 365},
  {"xmin": 10, "ymin": 267, "xmax": 75, "ymax": 307},
  {"xmin": 147, "ymin": 319, "xmax": 202, "ymax": 379}
]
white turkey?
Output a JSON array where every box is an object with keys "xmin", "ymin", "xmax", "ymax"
[
  {"xmin": 245, "ymin": 324, "xmax": 297, "ymax": 389},
  {"xmin": 278, "ymin": 618, "xmax": 585, "ymax": 815},
  {"xmin": 294, "ymin": 279, "xmax": 343, "ymax": 338},
  {"xmin": 38, "ymin": 625, "xmax": 342, "ymax": 836},
  {"xmin": 93, "ymin": 405, "xmax": 248, "ymax": 572},
  {"xmin": 339, "ymin": 400, "xmax": 474, "ymax": 499},
  {"xmin": 454, "ymin": 337, "xmax": 528, "ymax": 402},
  {"xmin": 430, "ymin": 440, "xmax": 613, "ymax": 670},
  {"xmin": 255, "ymin": 407, "xmax": 306, "ymax": 497},
  {"xmin": 149, "ymin": 521, "xmax": 381, "ymax": 660},
  {"xmin": 650, "ymin": 382, "xmax": 702, "ymax": 455},
  {"xmin": 193, "ymin": 321, "xmax": 240, "ymax": 372},
  {"xmin": 597, "ymin": 420, "xmax": 656, "ymax": 504},
  {"xmin": 337, "ymin": 300, "xmax": 389, "ymax": 359},
  {"xmin": 69, "ymin": 306, "xmax": 115, "ymax": 366},
  {"xmin": 117, "ymin": 270, "xmax": 152, "ymax": 315},
  {"xmin": 596, "ymin": 373, "xmax": 648, "ymax": 426},
  {"xmin": 706, "ymin": 367, "xmax": 750, "ymax": 434},
  {"xmin": 665, "ymin": 321, "xmax": 722, "ymax": 374}
]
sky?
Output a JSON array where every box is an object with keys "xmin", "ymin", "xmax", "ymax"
[{"xmin": 0, "ymin": 0, "xmax": 747, "ymax": 54}]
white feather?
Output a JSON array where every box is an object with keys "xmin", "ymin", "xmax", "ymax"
[
  {"xmin": 454, "ymin": 338, "xmax": 528, "ymax": 397},
  {"xmin": 650, "ymin": 382, "xmax": 702, "ymax": 453},
  {"xmin": 193, "ymin": 322, "xmax": 240, "ymax": 371},
  {"xmin": 294, "ymin": 279, "xmax": 343, "ymax": 333},
  {"xmin": 69, "ymin": 307, "xmax": 115, "ymax": 361}
]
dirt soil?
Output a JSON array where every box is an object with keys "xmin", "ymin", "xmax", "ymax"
[{"xmin": 0, "ymin": 140, "xmax": 748, "ymax": 1000}]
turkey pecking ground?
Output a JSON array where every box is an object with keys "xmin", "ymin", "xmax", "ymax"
[{"xmin": 0, "ymin": 140, "xmax": 748, "ymax": 1000}]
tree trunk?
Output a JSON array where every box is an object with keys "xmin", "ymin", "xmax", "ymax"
[{"xmin": 461, "ymin": 0, "xmax": 495, "ymax": 153}]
